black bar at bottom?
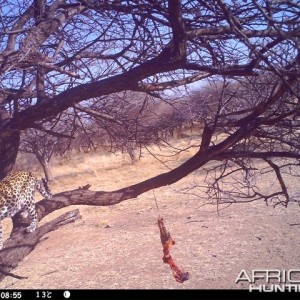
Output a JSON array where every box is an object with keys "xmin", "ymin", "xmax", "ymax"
[{"xmin": 0, "ymin": 289, "xmax": 296, "ymax": 300}]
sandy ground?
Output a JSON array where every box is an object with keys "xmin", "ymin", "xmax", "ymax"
[{"xmin": 1, "ymin": 143, "xmax": 300, "ymax": 289}]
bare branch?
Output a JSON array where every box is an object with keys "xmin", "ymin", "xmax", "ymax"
[
  {"xmin": 264, "ymin": 158, "xmax": 290, "ymax": 205},
  {"xmin": 136, "ymin": 73, "xmax": 211, "ymax": 92}
]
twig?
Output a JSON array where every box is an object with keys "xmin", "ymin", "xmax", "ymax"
[
  {"xmin": 0, "ymin": 267, "xmax": 28, "ymax": 280},
  {"xmin": 185, "ymin": 220, "xmax": 204, "ymax": 224}
]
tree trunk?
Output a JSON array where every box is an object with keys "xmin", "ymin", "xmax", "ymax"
[
  {"xmin": 37, "ymin": 158, "xmax": 53, "ymax": 182},
  {"xmin": 0, "ymin": 130, "xmax": 20, "ymax": 180},
  {"xmin": 34, "ymin": 151, "xmax": 54, "ymax": 181}
]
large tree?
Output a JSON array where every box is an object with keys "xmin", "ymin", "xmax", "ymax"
[{"xmin": 0, "ymin": 0, "xmax": 299, "ymax": 280}]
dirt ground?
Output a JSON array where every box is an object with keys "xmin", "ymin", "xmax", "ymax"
[{"xmin": 1, "ymin": 143, "xmax": 300, "ymax": 289}]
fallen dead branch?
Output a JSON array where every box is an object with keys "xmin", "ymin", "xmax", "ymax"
[{"xmin": 0, "ymin": 209, "xmax": 82, "ymax": 281}]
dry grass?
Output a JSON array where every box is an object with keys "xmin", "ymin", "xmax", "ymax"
[{"xmin": 1, "ymin": 139, "xmax": 300, "ymax": 289}]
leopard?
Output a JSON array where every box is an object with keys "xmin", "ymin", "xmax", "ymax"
[{"xmin": 0, "ymin": 171, "xmax": 53, "ymax": 250}]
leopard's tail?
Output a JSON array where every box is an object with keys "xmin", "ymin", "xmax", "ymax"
[
  {"xmin": 35, "ymin": 177, "xmax": 53, "ymax": 200},
  {"xmin": 42, "ymin": 178, "xmax": 52, "ymax": 196}
]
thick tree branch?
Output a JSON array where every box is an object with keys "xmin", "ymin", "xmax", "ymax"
[
  {"xmin": 186, "ymin": 26, "xmax": 300, "ymax": 40},
  {"xmin": 73, "ymin": 103, "xmax": 123, "ymax": 125},
  {"xmin": 216, "ymin": 151, "xmax": 300, "ymax": 161},
  {"xmin": 136, "ymin": 73, "xmax": 211, "ymax": 92},
  {"xmin": 168, "ymin": 0, "xmax": 187, "ymax": 61}
]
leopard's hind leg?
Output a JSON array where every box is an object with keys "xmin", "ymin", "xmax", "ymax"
[
  {"xmin": 21, "ymin": 193, "xmax": 38, "ymax": 234},
  {"xmin": 24, "ymin": 202, "xmax": 38, "ymax": 233}
]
